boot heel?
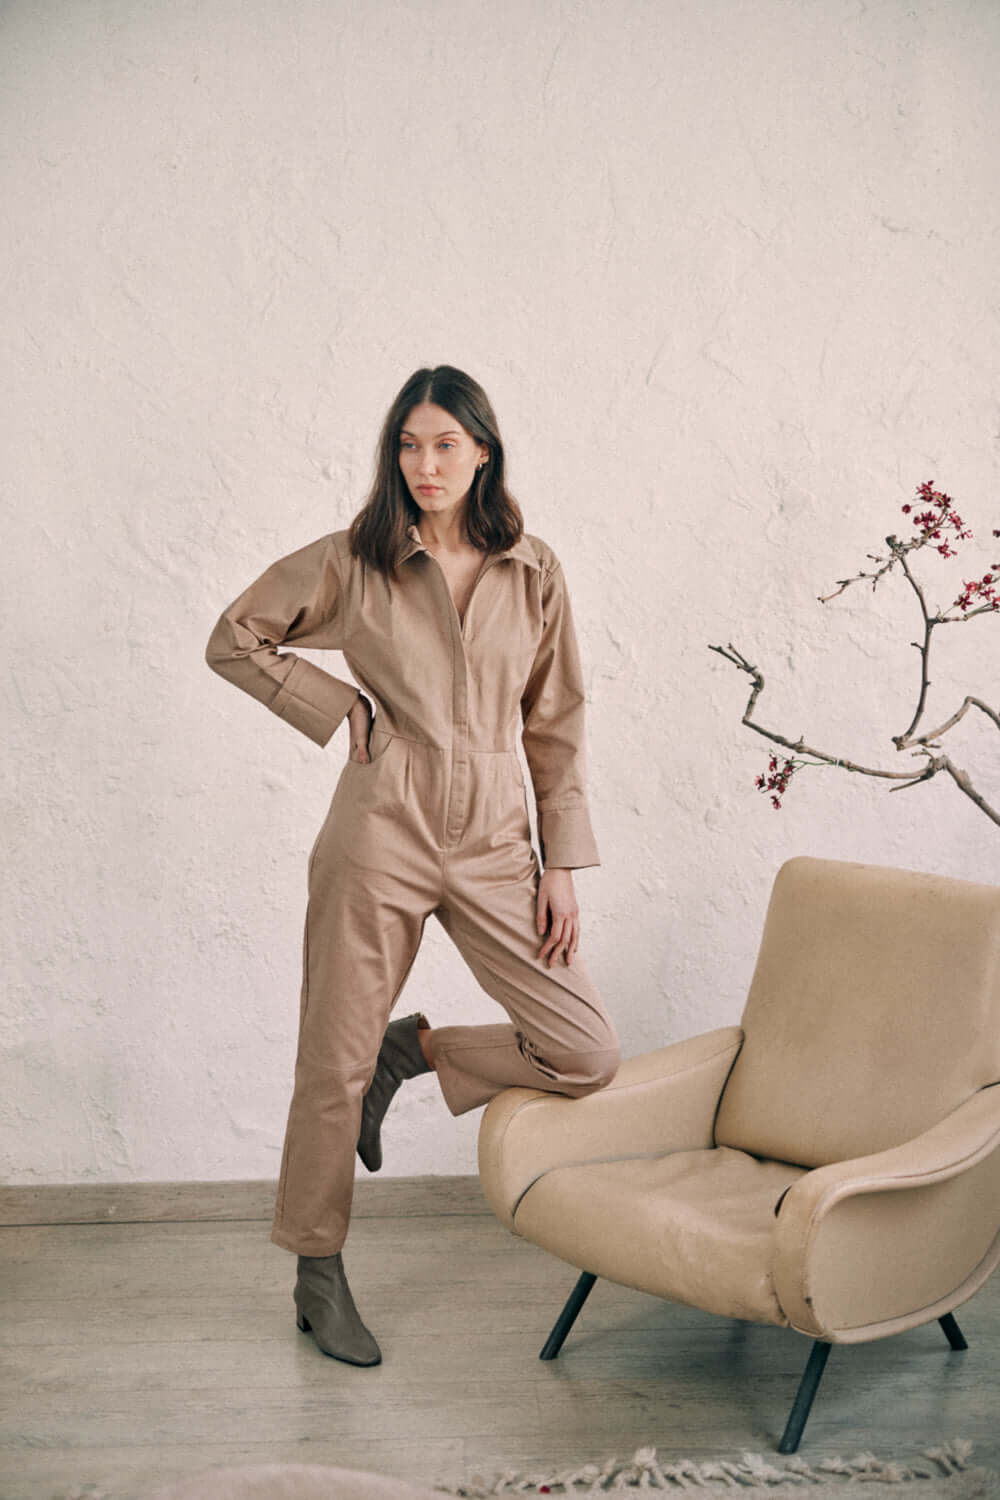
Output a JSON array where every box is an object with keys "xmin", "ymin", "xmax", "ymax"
[{"xmin": 296, "ymin": 1313, "xmax": 311, "ymax": 1333}]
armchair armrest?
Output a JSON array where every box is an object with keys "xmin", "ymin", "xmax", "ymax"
[
  {"xmin": 774, "ymin": 1084, "xmax": 1000, "ymax": 1342},
  {"xmin": 478, "ymin": 1026, "xmax": 744, "ymax": 1230}
]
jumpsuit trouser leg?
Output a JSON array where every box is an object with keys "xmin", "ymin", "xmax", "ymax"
[
  {"xmin": 271, "ymin": 774, "xmax": 439, "ymax": 1257},
  {"xmin": 271, "ymin": 736, "xmax": 620, "ymax": 1259},
  {"xmin": 430, "ymin": 844, "xmax": 620, "ymax": 1116}
]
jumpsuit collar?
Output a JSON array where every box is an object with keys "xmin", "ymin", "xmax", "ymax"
[{"xmin": 401, "ymin": 521, "xmax": 542, "ymax": 571}]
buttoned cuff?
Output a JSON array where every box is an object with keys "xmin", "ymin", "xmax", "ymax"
[
  {"xmin": 270, "ymin": 657, "xmax": 360, "ymax": 748},
  {"xmin": 538, "ymin": 804, "xmax": 601, "ymax": 871}
]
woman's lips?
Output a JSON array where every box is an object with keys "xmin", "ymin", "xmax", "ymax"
[{"xmin": 418, "ymin": 485, "xmax": 441, "ymax": 493}]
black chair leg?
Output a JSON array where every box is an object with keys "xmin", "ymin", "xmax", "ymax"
[
  {"xmin": 540, "ymin": 1271, "xmax": 598, "ymax": 1360},
  {"xmin": 939, "ymin": 1313, "xmax": 968, "ymax": 1351},
  {"xmin": 778, "ymin": 1340, "xmax": 832, "ymax": 1454}
]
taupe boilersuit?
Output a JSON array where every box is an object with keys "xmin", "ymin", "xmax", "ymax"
[{"xmin": 205, "ymin": 521, "xmax": 620, "ymax": 1256}]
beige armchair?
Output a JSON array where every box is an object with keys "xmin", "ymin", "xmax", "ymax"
[{"xmin": 478, "ymin": 856, "xmax": 1000, "ymax": 1451}]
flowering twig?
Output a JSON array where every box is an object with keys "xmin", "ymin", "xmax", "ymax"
[
  {"xmin": 754, "ymin": 752, "xmax": 833, "ymax": 809},
  {"xmin": 710, "ymin": 482, "xmax": 1000, "ymax": 827}
]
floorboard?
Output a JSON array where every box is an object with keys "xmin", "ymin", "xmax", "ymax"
[{"xmin": 2, "ymin": 1210, "xmax": 997, "ymax": 1500}]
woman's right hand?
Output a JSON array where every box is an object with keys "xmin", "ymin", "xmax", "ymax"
[{"xmin": 347, "ymin": 691, "xmax": 374, "ymax": 763}]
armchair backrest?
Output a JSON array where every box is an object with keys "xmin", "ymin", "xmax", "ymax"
[{"xmin": 714, "ymin": 855, "xmax": 1000, "ymax": 1168}]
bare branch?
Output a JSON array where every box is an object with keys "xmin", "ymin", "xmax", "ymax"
[
  {"xmin": 897, "ymin": 696, "xmax": 1000, "ymax": 749},
  {"xmin": 887, "ymin": 754, "xmax": 943, "ymax": 794},
  {"xmin": 712, "ymin": 484, "xmax": 999, "ymax": 827},
  {"xmin": 708, "ymin": 643, "xmax": 923, "ymax": 781},
  {"xmin": 710, "ymin": 644, "xmax": 999, "ymax": 823},
  {"xmin": 896, "ymin": 548, "xmax": 934, "ymax": 742},
  {"xmin": 940, "ymin": 756, "xmax": 1000, "ymax": 827},
  {"xmin": 816, "ymin": 538, "xmax": 914, "ymax": 602},
  {"xmin": 936, "ymin": 600, "xmax": 1000, "ymax": 625}
]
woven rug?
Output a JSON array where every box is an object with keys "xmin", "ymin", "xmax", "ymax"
[
  {"xmin": 443, "ymin": 1442, "xmax": 997, "ymax": 1498},
  {"xmin": 61, "ymin": 1442, "xmax": 999, "ymax": 1500}
]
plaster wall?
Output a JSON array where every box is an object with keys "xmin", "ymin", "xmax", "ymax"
[{"xmin": 3, "ymin": 0, "xmax": 999, "ymax": 1186}]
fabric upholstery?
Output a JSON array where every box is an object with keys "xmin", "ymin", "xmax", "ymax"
[
  {"xmin": 773, "ymin": 1083, "xmax": 1000, "ymax": 1340},
  {"xmin": 513, "ymin": 1147, "xmax": 805, "ymax": 1324},
  {"xmin": 714, "ymin": 857, "xmax": 1000, "ymax": 1168},
  {"xmin": 478, "ymin": 1027, "xmax": 743, "ymax": 1229}
]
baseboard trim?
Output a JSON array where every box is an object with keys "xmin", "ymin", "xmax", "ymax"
[{"xmin": 0, "ymin": 1174, "xmax": 489, "ymax": 1227}]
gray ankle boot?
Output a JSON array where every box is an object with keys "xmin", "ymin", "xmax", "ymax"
[
  {"xmin": 294, "ymin": 1252, "xmax": 381, "ymax": 1366},
  {"xmin": 357, "ymin": 1012, "xmax": 432, "ymax": 1173}
]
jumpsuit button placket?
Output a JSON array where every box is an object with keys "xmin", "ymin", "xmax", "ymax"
[{"xmin": 443, "ymin": 564, "xmax": 473, "ymax": 850}]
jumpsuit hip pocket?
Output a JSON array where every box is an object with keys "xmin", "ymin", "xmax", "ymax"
[
  {"xmin": 344, "ymin": 726, "xmax": 395, "ymax": 771},
  {"xmin": 507, "ymin": 751, "xmax": 526, "ymax": 790}
]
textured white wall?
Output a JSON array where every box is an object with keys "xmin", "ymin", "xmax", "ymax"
[{"xmin": 3, "ymin": 0, "xmax": 998, "ymax": 1186}]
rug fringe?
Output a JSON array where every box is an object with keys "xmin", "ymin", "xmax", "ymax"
[{"xmin": 443, "ymin": 1440, "xmax": 992, "ymax": 1497}]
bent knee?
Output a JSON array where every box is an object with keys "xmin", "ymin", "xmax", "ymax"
[
  {"xmin": 557, "ymin": 1043, "xmax": 621, "ymax": 1096},
  {"xmin": 585, "ymin": 1044, "xmax": 621, "ymax": 1091}
]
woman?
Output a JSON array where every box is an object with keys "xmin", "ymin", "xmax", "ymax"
[{"xmin": 205, "ymin": 365, "xmax": 620, "ymax": 1368}]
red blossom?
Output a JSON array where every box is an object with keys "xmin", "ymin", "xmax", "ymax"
[
  {"xmin": 952, "ymin": 567, "xmax": 1000, "ymax": 613},
  {"xmin": 755, "ymin": 754, "xmax": 802, "ymax": 809},
  {"xmin": 905, "ymin": 483, "xmax": 973, "ymax": 550}
]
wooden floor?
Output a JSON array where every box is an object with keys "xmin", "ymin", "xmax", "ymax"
[{"xmin": 2, "ymin": 1203, "xmax": 998, "ymax": 1500}]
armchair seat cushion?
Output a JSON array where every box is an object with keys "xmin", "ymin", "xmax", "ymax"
[{"xmin": 514, "ymin": 1146, "xmax": 806, "ymax": 1326}]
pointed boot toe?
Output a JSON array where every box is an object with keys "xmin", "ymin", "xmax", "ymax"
[
  {"xmin": 294, "ymin": 1253, "xmax": 382, "ymax": 1367},
  {"xmin": 296, "ymin": 1308, "xmax": 381, "ymax": 1367}
]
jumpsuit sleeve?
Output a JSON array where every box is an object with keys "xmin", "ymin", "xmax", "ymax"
[
  {"xmin": 520, "ymin": 558, "xmax": 601, "ymax": 871},
  {"xmin": 204, "ymin": 534, "xmax": 361, "ymax": 748}
]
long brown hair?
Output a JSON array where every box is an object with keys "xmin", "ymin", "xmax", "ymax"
[{"xmin": 348, "ymin": 365, "xmax": 525, "ymax": 580}]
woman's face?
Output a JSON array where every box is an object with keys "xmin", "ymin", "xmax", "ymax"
[{"xmin": 397, "ymin": 402, "xmax": 489, "ymax": 517}]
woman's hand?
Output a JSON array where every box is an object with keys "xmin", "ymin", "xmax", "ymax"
[
  {"xmin": 536, "ymin": 867, "xmax": 580, "ymax": 967},
  {"xmin": 347, "ymin": 692, "xmax": 374, "ymax": 762}
]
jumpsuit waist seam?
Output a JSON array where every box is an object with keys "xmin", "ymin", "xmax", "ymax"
[{"xmin": 377, "ymin": 731, "xmax": 519, "ymax": 753}]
